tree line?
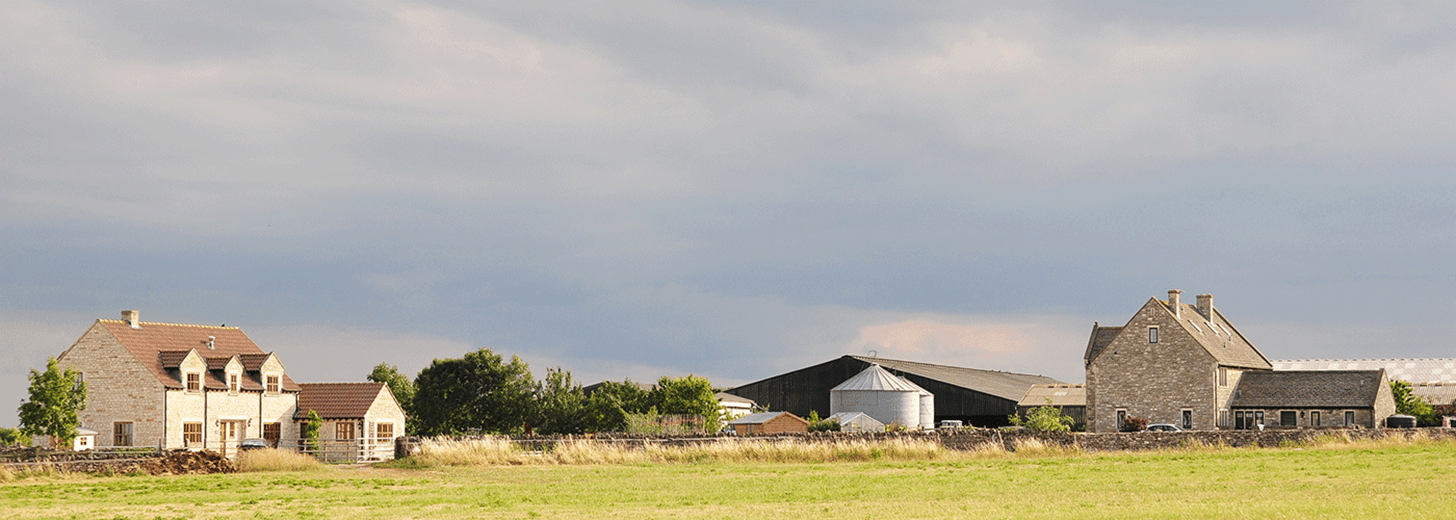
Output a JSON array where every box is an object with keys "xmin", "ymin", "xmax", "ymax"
[{"xmin": 368, "ymin": 347, "xmax": 722, "ymax": 436}]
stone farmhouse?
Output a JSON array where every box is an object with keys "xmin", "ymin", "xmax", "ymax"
[
  {"xmin": 56, "ymin": 310, "xmax": 405, "ymax": 458},
  {"xmin": 1085, "ymin": 290, "xmax": 1395, "ymax": 432}
]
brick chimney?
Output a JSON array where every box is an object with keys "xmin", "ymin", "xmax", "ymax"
[
  {"xmin": 122, "ymin": 310, "xmax": 140, "ymax": 329},
  {"xmin": 1196, "ymin": 294, "xmax": 1213, "ymax": 319},
  {"xmin": 1167, "ymin": 289, "xmax": 1182, "ymax": 318}
]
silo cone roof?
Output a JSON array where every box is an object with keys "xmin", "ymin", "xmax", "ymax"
[{"xmin": 831, "ymin": 364, "xmax": 921, "ymax": 392}]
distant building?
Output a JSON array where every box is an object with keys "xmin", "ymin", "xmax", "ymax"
[
  {"xmin": 731, "ymin": 355, "xmax": 1061, "ymax": 427},
  {"xmin": 727, "ymin": 411, "xmax": 808, "ymax": 435},
  {"xmin": 716, "ymin": 392, "xmax": 758, "ymax": 420},
  {"xmin": 1016, "ymin": 384, "xmax": 1085, "ymax": 430},
  {"xmin": 1274, "ymin": 359, "xmax": 1456, "ymax": 405},
  {"xmin": 296, "ymin": 382, "xmax": 407, "ymax": 462},
  {"xmin": 827, "ymin": 412, "xmax": 884, "ymax": 433}
]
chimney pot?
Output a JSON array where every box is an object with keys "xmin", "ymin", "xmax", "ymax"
[
  {"xmin": 1167, "ymin": 290, "xmax": 1182, "ymax": 318},
  {"xmin": 1197, "ymin": 294, "xmax": 1214, "ymax": 319},
  {"xmin": 122, "ymin": 310, "xmax": 140, "ymax": 329}
]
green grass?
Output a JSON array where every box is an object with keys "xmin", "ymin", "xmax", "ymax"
[{"xmin": 3, "ymin": 440, "xmax": 1456, "ymax": 519}]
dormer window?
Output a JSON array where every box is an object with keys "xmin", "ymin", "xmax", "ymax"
[
  {"xmin": 228, "ymin": 373, "xmax": 239, "ymax": 393},
  {"xmin": 186, "ymin": 373, "xmax": 201, "ymax": 392},
  {"xmin": 1148, "ymin": 326, "xmax": 1159, "ymax": 343},
  {"xmin": 266, "ymin": 375, "xmax": 279, "ymax": 394}
]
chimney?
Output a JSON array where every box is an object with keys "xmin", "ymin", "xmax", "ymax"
[
  {"xmin": 122, "ymin": 310, "xmax": 140, "ymax": 329},
  {"xmin": 1197, "ymin": 294, "xmax": 1213, "ymax": 319},
  {"xmin": 1167, "ymin": 290, "xmax": 1182, "ymax": 318}
]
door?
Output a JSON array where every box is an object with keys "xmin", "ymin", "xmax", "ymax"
[{"xmin": 221, "ymin": 421, "xmax": 243, "ymax": 456}]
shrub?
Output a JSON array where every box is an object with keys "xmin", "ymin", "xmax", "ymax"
[
  {"xmin": 1009, "ymin": 399, "xmax": 1075, "ymax": 432},
  {"xmin": 806, "ymin": 411, "xmax": 840, "ymax": 432},
  {"xmin": 1121, "ymin": 416, "xmax": 1149, "ymax": 432}
]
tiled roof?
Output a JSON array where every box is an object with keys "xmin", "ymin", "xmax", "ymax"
[
  {"xmin": 158, "ymin": 350, "xmax": 190, "ymax": 368},
  {"xmin": 847, "ymin": 355, "xmax": 1062, "ymax": 402},
  {"xmin": 1017, "ymin": 384, "xmax": 1086, "ymax": 408},
  {"xmin": 295, "ymin": 382, "xmax": 392, "ymax": 420},
  {"xmin": 238, "ymin": 353, "xmax": 271, "ymax": 371},
  {"xmin": 1231, "ymin": 370, "xmax": 1386, "ymax": 408},
  {"xmin": 1273, "ymin": 358, "xmax": 1456, "ymax": 384},
  {"xmin": 727, "ymin": 411, "xmax": 803, "ymax": 425},
  {"xmin": 93, "ymin": 319, "xmax": 300, "ymax": 392}
]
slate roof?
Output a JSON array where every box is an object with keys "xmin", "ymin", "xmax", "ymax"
[
  {"xmin": 90, "ymin": 319, "xmax": 300, "ymax": 392},
  {"xmin": 295, "ymin": 382, "xmax": 392, "ymax": 420},
  {"xmin": 1231, "ymin": 370, "xmax": 1387, "ymax": 408},
  {"xmin": 1273, "ymin": 358, "xmax": 1456, "ymax": 384},
  {"xmin": 1083, "ymin": 324, "xmax": 1122, "ymax": 365},
  {"xmin": 1017, "ymin": 384, "xmax": 1086, "ymax": 408},
  {"xmin": 847, "ymin": 355, "xmax": 1060, "ymax": 402}
]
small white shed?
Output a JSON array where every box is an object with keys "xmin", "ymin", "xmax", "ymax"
[{"xmin": 827, "ymin": 412, "xmax": 885, "ymax": 433}]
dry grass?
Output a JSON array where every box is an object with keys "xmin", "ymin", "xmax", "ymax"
[
  {"xmin": 236, "ymin": 448, "xmax": 325, "ymax": 472},
  {"xmin": 406, "ymin": 436, "xmax": 976, "ymax": 467},
  {"xmin": 0, "ymin": 466, "xmax": 12, "ymax": 483}
]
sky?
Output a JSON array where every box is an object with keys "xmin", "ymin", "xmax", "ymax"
[{"xmin": 5, "ymin": 1, "xmax": 1456, "ymax": 427}]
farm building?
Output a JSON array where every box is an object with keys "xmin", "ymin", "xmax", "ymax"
[
  {"xmin": 295, "ymin": 382, "xmax": 407, "ymax": 462},
  {"xmin": 716, "ymin": 392, "xmax": 759, "ymax": 420},
  {"xmin": 1274, "ymin": 359, "xmax": 1456, "ymax": 405},
  {"xmin": 1016, "ymin": 384, "xmax": 1086, "ymax": 429},
  {"xmin": 727, "ymin": 411, "xmax": 809, "ymax": 435},
  {"xmin": 829, "ymin": 363, "xmax": 933, "ymax": 430},
  {"xmin": 730, "ymin": 355, "xmax": 1062, "ymax": 427}
]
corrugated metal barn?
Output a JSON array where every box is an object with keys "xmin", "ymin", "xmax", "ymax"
[{"xmin": 730, "ymin": 355, "xmax": 1064, "ymax": 427}]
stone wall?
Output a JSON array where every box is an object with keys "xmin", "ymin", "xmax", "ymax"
[
  {"xmin": 398, "ymin": 427, "xmax": 1456, "ymax": 456},
  {"xmin": 58, "ymin": 324, "xmax": 168, "ymax": 448}
]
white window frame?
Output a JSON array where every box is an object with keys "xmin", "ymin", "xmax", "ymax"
[{"xmin": 1148, "ymin": 327, "xmax": 1159, "ymax": 344}]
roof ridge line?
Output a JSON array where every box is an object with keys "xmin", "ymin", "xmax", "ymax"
[{"xmin": 100, "ymin": 319, "xmax": 241, "ymax": 329}]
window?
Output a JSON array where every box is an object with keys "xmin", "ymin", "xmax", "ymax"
[
  {"xmin": 1345, "ymin": 411, "xmax": 1355, "ymax": 427},
  {"xmin": 266, "ymin": 375, "xmax": 279, "ymax": 394},
  {"xmin": 1255, "ymin": 411, "xmax": 1264, "ymax": 427},
  {"xmin": 183, "ymin": 422, "xmax": 202, "ymax": 445},
  {"xmin": 264, "ymin": 423, "xmax": 281, "ymax": 447},
  {"xmin": 228, "ymin": 373, "xmax": 239, "ymax": 393},
  {"xmin": 1148, "ymin": 327, "xmax": 1159, "ymax": 343},
  {"xmin": 1311, "ymin": 411, "xmax": 1321, "ymax": 428},
  {"xmin": 1182, "ymin": 410, "xmax": 1193, "ymax": 430},
  {"xmin": 1218, "ymin": 367, "xmax": 1228, "ymax": 386},
  {"xmin": 376, "ymin": 422, "xmax": 394, "ymax": 441},
  {"xmin": 77, "ymin": 436, "xmax": 89, "ymax": 448},
  {"xmin": 114, "ymin": 422, "xmax": 133, "ymax": 446},
  {"xmin": 336, "ymin": 422, "xmax": 355, "ymax": 441},
  {"xmin": 186, "ymin": 373, "xmax": 200, "ymax": 392},
  {"xmin": 1219, "ymin": 409, "xmax": 1229, "ymax": 428},
  {"xmin": 1116, "ymin": 409, "xmax": 1127, "ymax": 431},
  {"xmin": 1280, "ymin": 411, "xmax": 1297, "ymax": 427}
]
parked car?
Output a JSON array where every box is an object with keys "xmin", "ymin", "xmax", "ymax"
[
  {"xmin": 1145, "ymin": 423, "xmax": 1183, "ymax": 432},
  {"xmin": 239, "ymin": 438, "xmax": 270, "ymax": 451}
]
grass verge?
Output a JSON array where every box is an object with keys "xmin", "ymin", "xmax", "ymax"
[{"xmin": 236, "ymin": 448, "xmax": 325, "ymax": 472}]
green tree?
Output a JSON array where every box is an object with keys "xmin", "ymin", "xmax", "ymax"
[
  {"xmin": 368, "ymin": 363, "xmax": 417, "ymax": 434},
  {"xmin": 303, "ymin": 410, "xmax": 322, "ymax": 455},
  {"xmin": 534, "ymin": 367, "xmax": 586, "ymax": 435},
  {"xmin": 0, "ymin": 427, "xmax": 31, "ymax": 446},
  {"xmin": 649, "ymin": 375, "xmax": 721, "ymax": 433},
  {"xmin": 17, "ymin": 357, "xmax": 87, "ymax": 448},
  {"xmin": 412, "ymin": 348, "xmax": 535, "ymax": 436},
  {"xmin": 1391, "ymin": 380, "xmax": 1438, "ymax": 426},
  {"xmin": 1009, "ymin": 398, "xmax": 1075, "ymax": 432}
]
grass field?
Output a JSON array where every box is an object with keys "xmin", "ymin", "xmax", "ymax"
[{"xmin": 4, "ymin": 439, "xmax": 1456, "ymax": 519}]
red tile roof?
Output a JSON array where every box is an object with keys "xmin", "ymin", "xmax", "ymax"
[
  {"xmin": 295, "ymin": 382, "xmax": 394, "ymax": 420},
  {"xmin": 95, "ymin": 319, "xmax": 300, "ymax": 392}
]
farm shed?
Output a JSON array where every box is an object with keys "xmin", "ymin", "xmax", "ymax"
[
  {"xmin": 728, "ymin": 411, "xmax": 809, "ymax": 435},
  {"xmin": 730, "ymin": 355, "xmax": 1062, "ymax": 427},
  {"xmin": 827, "ymin": 412, "xmax": 884, "ymax": 433},
  {"xmin": 1016, "ymin": 384, "xmax": 1086, "ymax": 429}
]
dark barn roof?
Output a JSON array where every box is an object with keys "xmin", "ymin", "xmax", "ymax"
[
  {"xmin": 728, "ymin": 355, "xmax": 1062, "ymax": 427},
  {"xmin": 1231, "ymin": 370, "xmax": 1387, "ymax": 409}
]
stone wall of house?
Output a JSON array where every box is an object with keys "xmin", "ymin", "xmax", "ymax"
[
  {"xmin": 1087, "ymin": 300, "xmax": 1219, "ymax": 432},
  {"xmin": 58, "ymin": 324, "xmax": 168, "ymax": 449}
]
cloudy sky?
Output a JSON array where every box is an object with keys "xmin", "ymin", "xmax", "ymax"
[{"xmin": 5, "ymin": 1, "xmax": 1456, "ymax": 426}]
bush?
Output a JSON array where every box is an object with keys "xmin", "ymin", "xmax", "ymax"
[
  {"xmin": 806, "ymin": 411, "xmax": 840, "ymax": 432},
  {"xmin": 1121, "ymin": 416, "xmax": 1149, "ymax": 432},
  {"xmin": 1009, "ymin": 399, "xmax": 1074, "ymax": 432}
]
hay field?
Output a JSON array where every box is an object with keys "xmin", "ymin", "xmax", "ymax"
[{"xmin": 3, "ymin": 437, "xmax": 1456, "ymax": 519}]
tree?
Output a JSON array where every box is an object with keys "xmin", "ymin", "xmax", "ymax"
[
  {"xmin": 534, "ymin": 367, "xmax": 585, "ymax": 435},
  {"xmin": 1392, "ymin": 380, "xmax": 1438, "ymax": 426},
  {"xmin": 412, "ymin": 348, "xmax": 535, "ymax": 436},
  {"xmin": 303, "ymin": 410, "xmax": 322, "ymax": 454},
  {"xmin": 1009, "ymin": 398, "xmax": 1075, "ymax": 432},
  {"xmin": 368, "ymin": 363, "xmax": 417, "ymax": 434},
  {"xmin": 18, "ymin": 357, "xmax": 87, "ymax": 448},
  {"xmin": 0, "ymin": 427, "xmax": 31, "ymax": 446},
  {"xmin": 649, "ymin": 375, "xmax": 721, "ymax": 433}
]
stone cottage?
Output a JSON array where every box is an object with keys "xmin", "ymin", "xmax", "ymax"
[
  {"xmin": 57, "ymin": 310, "xmax": 302, "ymax": 453},
  {"xmin": 295, "ymin": 382, "xmax": 407, "ymax": 462},
  {"xmin": 1085, "ymin": 290, "xmax": 1397, "ymax": 432}
]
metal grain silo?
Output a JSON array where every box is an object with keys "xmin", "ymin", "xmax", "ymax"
[
  {"xmin": 898, "ymin": 377, "xmax": 936, "ymax": 430},
  {"xmin": 830, "ymin": 364, "xmax": 921, "ymax": 429}
]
